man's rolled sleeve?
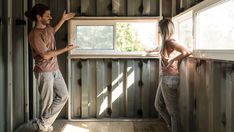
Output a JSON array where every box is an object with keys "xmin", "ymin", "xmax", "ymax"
[{"xmin": 30, "ymin": 32, "xmax": 48, "ymax": 56}]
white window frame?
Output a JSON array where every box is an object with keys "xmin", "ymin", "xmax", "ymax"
[
  {"xmin": 173, "ymin": 11, "xmax": 193, "ymax": 50},
  {"xmin": 173, "ymin": 0, "xmax": 234, "ymax": 61},
  {"xmin": 68, "ymin": 19, "xmax": 116, "ymax": 54},
  {"xmin": 68, "ymin": 17, "xmax": 160, "ymax": 58},
  {"xmin": 193, "ymin": 0, "xmax": 234, "ymax": 61}
]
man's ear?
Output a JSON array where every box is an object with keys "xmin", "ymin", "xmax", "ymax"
[{"xmin": 36, "ymin": 14, "xmax": 41, "ymax": 21}]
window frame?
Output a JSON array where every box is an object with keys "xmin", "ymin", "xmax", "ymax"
[
  {"xmin": 173, "ymin": 11, "xmax": 193, "ymax": 50},
  {"xmin": 68, "ymin": 17, "xmax": 160, "ymax": 58},
  {"xmin": 68, "ymin": 19, "xmax": 116, "ymax": 54},
  {"xmin": 173, "ymin": 0, "xmax": 234, "ymax": 61}
]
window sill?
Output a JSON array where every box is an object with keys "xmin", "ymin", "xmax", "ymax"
[
  {"xmin": 192, "ymin": 50, "xmax": 234, "ymax": 62},
  {"xmin": 68, "ymin": 52, "xmax": 160, "ymax": 59}
]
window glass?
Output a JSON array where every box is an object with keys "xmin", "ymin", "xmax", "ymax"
[
  {"xmin": 76, "ymin": 26, "xmax": 114, "ymax": 50},
  {"xmin": 116, "ymin": 22, "xmax": 157, "ymax": 52},
  {"xmin": 197, "ymin": 0, "xmax": 234, "ymax": 49},
  {"xmin": 69, "ymin": 19, "xmax": 159, "ymax": 55},
  {"xmin": 178, "ymin": 18, "xmax": 193, "ymax": 50}
]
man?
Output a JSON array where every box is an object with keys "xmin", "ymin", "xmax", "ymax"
[{"xmin": 25, "ymin": 4, "xmax": 77, "ymax": 131}]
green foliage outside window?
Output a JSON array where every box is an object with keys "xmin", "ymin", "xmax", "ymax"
[{"xmin": 116, "ymin": 23, "xmax": 144, "ymax": 52}]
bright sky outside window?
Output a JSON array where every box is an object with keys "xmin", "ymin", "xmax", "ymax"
[
  {"xmin": 197, "ymin": 0, "xmax": 234, "ymax": 49},
  {"xmin": 76, "ymin": 26, "xmax": 114, "ymax": 50},
  {"xmin": 178, "ymin": 18, "xmax": 193, "ymax": 50}
]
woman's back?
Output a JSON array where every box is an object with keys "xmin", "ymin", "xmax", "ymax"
[{"xmin": 160, "ymin": 39, "xmax": 180, "ymax": 76}]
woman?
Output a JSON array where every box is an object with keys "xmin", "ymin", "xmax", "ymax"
[{"xmin": 153, "ymin": 19, "xmax": 191, "ymax": 132}]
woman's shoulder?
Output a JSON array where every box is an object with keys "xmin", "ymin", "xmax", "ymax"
[
  {"xmin": 165, "ymin": 38, "xmax": 176, "ymax": 43},
  {"xmin": 165, "ymin": 38, "xmax": 177, "ymax": 48}
]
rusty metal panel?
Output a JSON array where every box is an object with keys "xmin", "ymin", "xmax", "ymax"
[
  {"xmin": 210, "ymin": 62, "xmax": 222, "ymax": 131},
  {"xmin": 230, "ymin": 69, "xmax": 234, "ymax": 131},
  {"xmin": 81, "ymin": 60, "xmax": 89, "ymax": 118},
  {"xmin": 35, "ymin": 0, "xmax": 47, "ymax": 5},
  {"xmin": 142, "ymin": 60, "xmax": 151, "ymax": 118},
  {"xmin": 179, "ymin": 58, "xmax": 234, "ymax": 132},
  {"xmin": 81, "ymin": 0, "xmax": 96, "ymax": 16},
  {"xmin": 207, "ymin": 61, "xmax": 215, "ymax": 131},
  {"xmin": 135, "ymin": 60, "xmax": 142, "ymax": 117},
  {"xmin": 12, "ymin": 0, "xmax": 26, "ymax": 129},
  {"xmin": 179, "ymin": 58, "xmax": 198, "ymax": 131},
  {"xmin": 3, "ymin": 0, "xmax": 14, "ymax": 131},
  {"xmin": 197, "ymin": 60, "xmax": 209, "ymax": 131},
  {"xmin": 220, "ymin": 63, "xmax": 228, "ymax": 132},
  {"xmin": 178, "ymin": 59, "xmax": 191, "ymax": 131},
  {"xmin": 162, "ymin": 0, "xmax": 172, "ymax": 17},
  {"xmin": 142, "ymin": 60, "xmax": 159, "ymax": 118},
  {"xmin": 142, "ymin": 0, "xmax": 160, "ymax": 16},
  {"xmin": 88, "ymin": 60, "xmax": 97, "ymax": 117},
  {"xmin": 192, "ymin": 59, "xmax": 201, "ymax": 131},
  {"xmin": 112, "ymin": 0, "xmax": 127, "ymax": 16},
  {"xmin": 0, "ymin": 0, "xmax": 5, "ymax": 130},
  {"xmin": 222, "ymin": 63, "xmax": 234, "ymax": 132},
  {"xmin": 96, "ymin": 0, "xmax": 112, "ymax": 16},
  {"xmin": 187, "ymin": 59, "xmax": 196, "ymax": 131},
  {"xmin": 148, "ymin": 60, "xmax": 159, "ymax": 117},
  {"xmin": 193, "ymin": 60, "xmax": 212, "ymax": 131},
  {"xmin": 150, "ymin": 0, "xmax": 160, "ymax": 16},
  {"xmin": 71, "ymin": 60, "xmax": 82, "ymax": 118},
  {"xmin": 69, "ymin": 0, "xmax": 160, "ymax": 16},
  {"xmin": 127, "ymin": 0, "xmax": 142, "ymax": 16},
  {"xmin": 70, "ymin": 0, "xmax": 81, "ymax": 14}
]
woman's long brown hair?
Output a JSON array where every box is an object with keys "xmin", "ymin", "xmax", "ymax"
[{"xmin": 158, "ymin": 19, "xmax": 175, "ymax": 60}]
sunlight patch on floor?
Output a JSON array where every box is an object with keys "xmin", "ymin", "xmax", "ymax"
[{"xmin": 62, "ymin": 124, "xmax": 89, "ymax": 132}]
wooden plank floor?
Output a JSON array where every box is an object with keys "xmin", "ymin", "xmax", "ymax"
[{"xmin": 15, "ymin": 119, "xmax": 169, "ymax": 132}]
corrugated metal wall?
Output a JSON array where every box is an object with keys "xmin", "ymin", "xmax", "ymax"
[
  {"xmin": 69, "ymin": 0, "xmax": 160, "ymax": 16},
  {"xmin": 12, "ymin": 0, "xmax": 28, "ymax": 130},
  {"xmin": 179, "ymin": 58, "xmax": 234, "ymax": 132},
  {"xmin": 1, "ymin": 0, "xmax": 11, "ymax": 131},
  {"xmin": 70, "ymin": 59, "xmax": 159, "ymax": 119},
  {"xmin": 0, "ymin": 0, "xmax": 6, "ymax": 131},
  {"xmin": 68, "ymin": 58, "xmax": 234, "ymax": 132},
  {"xmin": 0, "ymin": 0, "xmax": 28, "ymax": 131}
]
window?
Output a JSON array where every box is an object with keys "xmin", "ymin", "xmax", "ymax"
[
  {"xmin": 116, "ymin": 22, "xmax": 157, "ymax": 52},
  {"xmin": 196, "ymin": 0, "xmax": 234, "ymax": 50},
  {"xmin": 68, "ymin": 18, "xmax": 159, "ymax": 56},
  {"xmin": 192, "ymin": 0, "xmax": 234, "ymax": 60},
  {"xmin": 173, "ymin": 11, "xmax": 193, "ymax": 51},
  {"xmin": 178, "ymin": 18, "xmax": 193, "ymax": 51},
  {"xmin": 77, "ymin": 26, "xmax": 114, "ymax": 50},
  {"xmin": 174, "ymin": 0, "xmax": 234, "ymax": 61}
]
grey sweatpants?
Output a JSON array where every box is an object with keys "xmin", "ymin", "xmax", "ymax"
[
  {"xmin": 155, "ymin": 75, "xmax": 181, "ymax": 132},
  {"xmin": 34, "ymin": 70, "xmax": 69, "ymax": 129}
]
